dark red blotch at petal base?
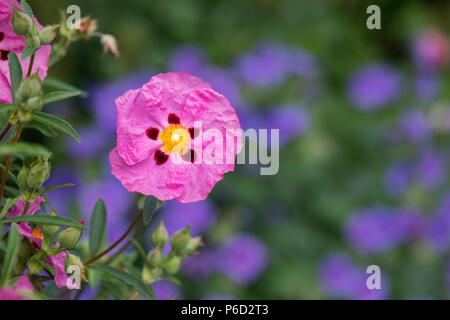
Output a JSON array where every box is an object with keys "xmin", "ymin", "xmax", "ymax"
[
  {"xmin": 189, "ymin": 127, "xmax": 198, "ymax": 139},
  {"xmin": 0, "ymin": 32, "xmax": 4, "ymax": 42},
  {"xmin": 0, "ymin": 50, "xmax": 10, "ymax": 61},
  {"xmin": 146, "ymin": 127, "xmax": 159, "ymax": 140},
  {"xmin": 183, "ymin": 149, "xmax": 196, "ymax": 163},
  {"xmin": 168, "ymin": 113, "xmax": 180, "ymax": 124},
  {"xmin": 155, "ymin": 150, "xmax": 169, "ymax": 165}
]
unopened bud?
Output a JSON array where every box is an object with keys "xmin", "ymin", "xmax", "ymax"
[
  {"xmin": 42, "ymin": 210, "xmax": 59, "ymax": 237},
  {"xmin": 101, "ymin": 34, "xmax": 120, "ymax": 57},
  {"xmin": 28, "ymin": 157, "xmax": 51, "ymax": 190},
  {"xmin": 12, "ymin": 7, "xmax": 32, "ymax": 36},
  {"xmin": 18, "ymin": 238, "xmax": 34, "ymax": 260},
  {"xmin": 170, "ymin": 227, "xmax": 191, "ymax": 255},
  {"xmin": 163, "ymin": 255, "xmax": 182, "ymax": 275},
  {"xmin": 151, "ymin": 221, "xmax": 168, "ymax": 247},
  {"xmin": 58, "ymin": 227, "xmax": 82, "ymax": 249},
  {"xmin": 16, "ymin": 73, "xmax": 42, "ymax": 102},
  {"xmin": 186, "ymin": 236, "xmax": 203, "ymax": 253},
  {"xmin": 28, "ymin": 259, "xmax": 44, "ymax": 275},
  {"xmin": 25, "ymin": 33, "xmax": 41, "ymax": 50},
  {"xmin": 147, "ymin": 247, "xmax": 163, "ymax": 267},
  {"xmin": 39, "ymin": 24, "xmax": 59, "ymax": 45}
]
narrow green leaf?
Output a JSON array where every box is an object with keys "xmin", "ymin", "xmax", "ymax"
[
  {"xmin": 43, "ymin": 91, "xmax": 82, "ymax": 105},
  {"xmin": 43, "ymin": 77, "xmax": 87, "ymax": 97},
  {"xmin": 129, "ymin": 237, "xmax": 147, "ymax": 262},
  {"xmin": 89, "ymin": 199, "xmax": 107, "ymax": 255},
  {"xmin": 93, "ymin": 265, "xmax": 155, "ymax": 300},
  {"xmin": 32, "ymin": 112, "xmax": 80, "ymax": 143},
  {"xmin": 143, "ymin": 196, "xmax": 158, "ymax": 226},
  {"xmin": 3, "ymin": 186, "xmax": 19, "ymax": 197},
  {"xmin": 26, "ymin": 119, "xmax": 58, "ymax": 138},
  {"xmin": 8, "ymin": 53, "xmax": 22, "ymax": 105},
  {"xmin": 40, "ymin": 183, "xmax": 74, "ymax": 195},
  {"xmin": 0, "ymin": 142, "xmax": 51, "ymax": 157},
  {"xmin": 1, "ymin": 214, "xmax": 87, "ymax": 229},
  {"xmin": 0, "ymin": 103, "xmax": 21, "ymax": 113},
  {"xmin": 0, "ymin": 225, "xmax": 21, "ymax": 286},
  {"xmin": 0, "ymin": 162, "xmax": 18, "ymax": 185},
  {"xmin": 20, "ymin": 0, "xmax": 33, "ymax": 17}
]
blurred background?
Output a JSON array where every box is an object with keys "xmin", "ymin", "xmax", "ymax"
[{"xmin": 27, "ymin": 0, "xmax": 450, "ymax": 299}]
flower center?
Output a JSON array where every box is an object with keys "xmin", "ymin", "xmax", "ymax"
[
  {"xmin": 159, "ymin": 124, "xmax": 191, "ymax": 155},
  {"xmin": 31, "ymin": 227, "xmax": 44, "ymax": 239}
]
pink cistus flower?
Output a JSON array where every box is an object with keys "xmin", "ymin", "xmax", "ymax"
[
  {"xmin": 0, "ymin": 275, "xmax": 33, "ymax": 300},
  {"xmin": 6, "ymin": 197, "xmax": 75, "ymax": 289},
  {"xmin": 110, "ymin": 72, "xmax": 242, "ymax": 203},
  {"xmin": 0, "ymin": 0, "xmax": 51, "ymax": 103}
]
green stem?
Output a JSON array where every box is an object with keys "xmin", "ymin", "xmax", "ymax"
[
  {"xmin": 84, "ymin": 210, "xmax": 144, "ymax": 266},
  {"xmin": 27, "ymin": 53, "xmax": 36, "ymax": 78},
  {"xmin": 21, "ymin": 201, "xmax": 30, "ymax": 216}
]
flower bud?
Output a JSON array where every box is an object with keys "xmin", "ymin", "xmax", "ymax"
[
  {"xmin": 27, "ymin": 157, "xmax": 51, "ymax": 190},
  {"xmin": 28, "ymin": 259, "xmax": 44, "ymax": 275},
  {"xmin": 186, "ymin": 236, "xmax": 203, "ymax": 253},
  {"xmin": 163, "ymin": 255, "xmax": 181, "ymax": 275},
  {"xmin": 170, "ymin": 226, "xmax": 191, "ymax": 255},
  {"xmin": 17, "ymin": 165, "xmax": 30, "ymax": 194},
  {"xmin": 12, "ymin": 7, "xmax": 32, "ymax": 36},
  {"xmin": 16, "ymin": 73, "xmax": 42, "ymax": 103},
  {"xmin": 39, "ymin": 24, "xmax": 59, "ymax": 45},
  {"xmin": 25, "ymin": 33, "xmax": 41, "ymax": 50},
  {"xmin": 42, "ymin": 210, "xmax": 59, "ymax": 237},
  {"xmin": 66, "ymin": 253, "xmax": 86, "ymax": 281},
  {"xmin": 151, "ymin": 221, "xmax": 168, "ymax": 247},
  {"xmin": 147, "ymin": 247, "xmax": 163, "ymax": 267},
  {"xmin": 101, "ymin": 34, "xmax": 120, "ymax": 57},
  {"xmin": 26, "ymin": 95, "xmax": 44, "ymax": 111},
  {"xmin": 58, "ymin": 227, "xmax": 82, "ymax": 249},
  {"xmin": 18, "ymin": 238, "xmax": 34, "ymax": 260}
]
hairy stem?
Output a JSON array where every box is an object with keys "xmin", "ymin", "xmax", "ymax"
[
  {"xmin": 84, "ymin": 210, "xmax": 144, "ymax": 266},
  {"xmin": 0, "ymin": 123, "xmax": 12, "ymax": 142},
  {"xmin": 27, "ymin": 53, "xmax": 35, "ymax": 78}
]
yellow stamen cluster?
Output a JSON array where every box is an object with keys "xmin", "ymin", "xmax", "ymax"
[
  {"xmin": 159, "ymin": 124, "xmax": 191, "ymax": 155},
  {"xmin": 31, "ymin": 227, "xmax": 44, "ymax": 239}
]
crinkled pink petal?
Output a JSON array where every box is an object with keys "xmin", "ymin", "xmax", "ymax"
[
  {"xmin": 0, "ymin": 0, "xmax": 51, "ymax": 104},
  {"xmin": 6, "ymin": 196, "xmax": 45, "ymax": 218},
  {"xmin": 110, "ymin": 72, "xmax": 242, "ymax": 203},
  {"xmin": 116, "ymin": 72, "xmax": 210, "ymax": 166},
  {"xmin": 46, "ymin": 251, "xmax": 69, "ymax": 288},
  {"xmin": 0, "ymin": 275, "xmax": 33, "ymax": 300}
]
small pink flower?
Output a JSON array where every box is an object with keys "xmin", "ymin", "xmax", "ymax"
[
  {"xmin": 0, "ymin": 275, "xmax": 34, "ymax": 300},
  {"xmin": 110, "ymin": 72, "xmax": 242, "ymax": 203},
  {"xmin": 7, "ymin": 197, "xmax": 71, "ymax": 288},
  {"xmin": 0, "ymin": 0, "xmax": 51, "ymax": 104}
]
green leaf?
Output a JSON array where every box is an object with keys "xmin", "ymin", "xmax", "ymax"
[
  {"xmin": 0, "ymin": 142, "xmax": 51, "ymax": 157},
  {"xmin": 3, "ymin": 186, "xmax": 19, "ymax": 197},
  {"xmin": 40, "ymin": 183, "xmax": 74, "ymax": 195},
  {"xmin": 43, "ymin": 91, "xmax": 83, "ymax": 105},
  {"xmin": 89, "ymin": 199, "xmax": 107, "ymax": 255},
  {"xmin": 1, "ymin": 214, "xmax": 87, "ymax": 229},
  {"xmin": 0, "ymin": 225, "xmax": 21, "ymax": 286},
  {"xmin": 20, "ymin": 0, "xmax": 33, "ymax": 17},
  {"xmin": 0, "ymin": 103, "xmax": 21, "ymax": 113},
  {"xmin": 0, "ymin": 162, "xmax": 18, "ymax": 185},
  {"xmin": 93, "ymin": 265, "xmax": 155, "ymax": 300},
  {"xmin": 43, "ymin": 77, "xmax": 87, "ymax": 97},
  {"xmin": 143, "ymin": 196, "xmax": 158, "ymax": 226},
  {"xmin": 8, "ymin": 53, "xmax": 22, "ymax": 105},
  {"xmin": 32, "ymin": 112, "xmax": 80, "ymax": 143},
  {"xmin": 25, "ymin": 119, "xmax": 58, "ymax": 138},
  {"xmin": 129, "ymin": 237, "xmax": 147, "ymax": 262}
]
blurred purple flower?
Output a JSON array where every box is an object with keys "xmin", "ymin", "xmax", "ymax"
[
  {"xmin": 290, "ymin": 48, "xmax": 319, "ymax": 80},
  {"xmin": 384, "ymin": 161, "xmax": 411, "ymax": 197},
  {"xmin": 66, "ymin": 126, "xmax": 110, "ymax": 159},
  {"xmin": 218, "ymin": 234, "xmax": 267, "ymax": 285},
  {"xmin": 201, "ymin": 66, "xmax": 242, "ymax": 106},
  {"xmin": 89, "ymin": 71, "xmax": 153, "ymax": 133},
  {"xmin": 182, "ymin": 248, "xmax": 219, "ymax": 279},
  {"xmin": 79, "ymin": 178, "xmax": 133, "ymax": 241},
  {"xmin": 397, "ymin": 109, "xmax": 431, "ymax": 143},
  {"xmin": 319, "ymin": 252, "xmax": 388, "ymax": 300},
  {"xmin": 412, "ymin": 28, "xmax": 449, "ymax": 71},
  {"xmin": 347, "ymin": 64, "xmax": 402, "ymax": 111},
  {"xmin": 168, "ymin": 45, "xmax": 206, "ymax": 76},
  {"xmin": 414, "ymin": 149, "xmax": 446, "ymax": 189},
  {"xmin": 425, "ymin": 192, "xmax": 450, "ymax": 252},
  {"xmin": 162, "ymin": 200, "xmax": 217, "ymax": 236},
  {"xmin": 44, "ymin": 166, "xmax": 79, "ymax": 213},
  {"xmin": 345, "ymin": 207, "xmax": 423, "ymax": 254},
  {"xmin": 264, "ymin": 104, "xmax": 310, "ymax": 146},
  {"xmin": 152, "ymin": 280, "xmax": 182, "ymax": 300},
  {"xmin": 415, "ymin": 72, "xmax": 441, "ymax": 102},
  {"xmin": 236, "ymin": 42, "xmax": 290, "ymax": 88}
]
